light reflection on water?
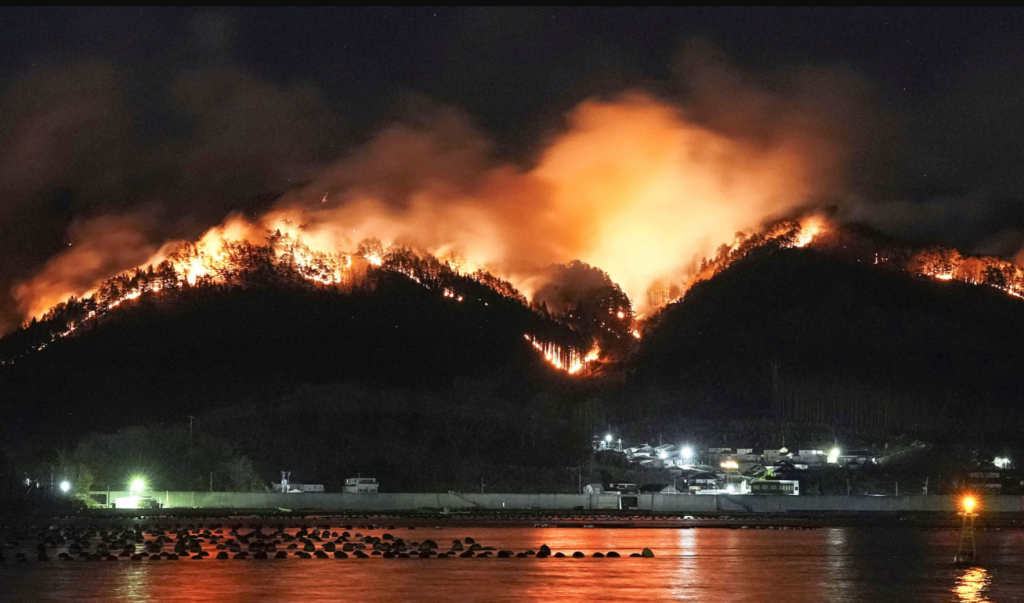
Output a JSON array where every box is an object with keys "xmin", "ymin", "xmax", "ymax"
[
  {"xmin": 1, "ymin": 526, "xmax": 1023, "ymax": 602},
  {"xmin": 955, "ymin": 567, "xmax": 992, "ymax": 603}
]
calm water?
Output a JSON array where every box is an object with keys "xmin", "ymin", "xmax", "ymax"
[{"xmin": 2, "ymin": 525, "xmax": 1023, "ymax": 602}]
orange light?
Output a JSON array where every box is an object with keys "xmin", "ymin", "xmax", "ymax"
[{"xmin": 962, "ymin": 495, "xmax": 977, "ymax": 514}]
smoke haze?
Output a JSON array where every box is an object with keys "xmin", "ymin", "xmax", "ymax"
[{"xmin": 5, "ymin": 10, "xmax": 1024, "ymax": 332}]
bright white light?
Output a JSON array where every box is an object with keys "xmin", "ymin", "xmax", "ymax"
[
  {"xmin": 130, "ymin": 478, "xmax": 146, "ymax": 495},
  {"xmin": 995, "ymin": 457, "xmax": 1011, "ymax": 469},
  {"xmin": 659, "ymin": 451, "xmax": 668, "ymax": 460},
  {"xmin": 681, "ymin": 446, "xmax": 694, "ymax": 460},
  {"xmin": 59, "ymin": 481, "xmax": 71, "ymax": 493},
  {"xmin": 605, "ymin": 434, "xmax": 613, "ymax": 443},
  {"xmin": 115, "ymin": 496, "xmax": 142, "ymax": 509},
  {"xmin": 726, "ymin": 484, "xmax": 736, "ymax": 493},
  {"xmin": 827, "ymin": 448, "xmax": 841, "ymax": 464}
]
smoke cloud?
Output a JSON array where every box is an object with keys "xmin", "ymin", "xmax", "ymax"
[
  {"xmin": 7, "ymin": 45, "xmax": 868, "ymax": 327},
  {"xmin": 13, "ymin": 214, "xmax": 161, "ymax": 320}
]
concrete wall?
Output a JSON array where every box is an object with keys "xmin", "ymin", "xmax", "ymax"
[{"xmin": 94, "ymin": 490, "xmax": 1024, "ymax": 514}]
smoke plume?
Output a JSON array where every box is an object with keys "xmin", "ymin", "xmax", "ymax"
[{"xmin": 6, "ymin": 43, "xmax": 864, "ymax": 329}]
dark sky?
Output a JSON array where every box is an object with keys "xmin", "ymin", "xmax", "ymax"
[{"xmin": 2, "ymin": 7, "xmax": 1024, "ymax": 330}]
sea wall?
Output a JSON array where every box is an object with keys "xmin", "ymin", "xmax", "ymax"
[{"xmin": 92, "ymin": 491, "xmax": 1024, "ymax": 514}]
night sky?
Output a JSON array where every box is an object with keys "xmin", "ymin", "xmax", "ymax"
[{"xmin": 3, "ymin": 7, "xmax": 1024, "ymax": 331}]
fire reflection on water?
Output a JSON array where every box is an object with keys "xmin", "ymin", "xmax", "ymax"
[
  {"xmin": 954, "ymin": 567, "xmax": 992, "ymax": 603},
  {"xmin": 0, "ymin": 527, "xmax": 1016, "ymax": 602}
]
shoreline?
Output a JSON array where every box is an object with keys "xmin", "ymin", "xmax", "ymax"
[{"xmin": 5, "ymin": 510, "xmax": 1023, "ymax": 530}]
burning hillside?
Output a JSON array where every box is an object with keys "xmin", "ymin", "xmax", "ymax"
[
  {"xmin": 5, "ymin": 209, "xmax": 1024, "ymax": 374},
  {"xmin": 2, "ymin": 208, "xmax": 838, "ymax": 372},
  {"xmin": 10, "ymin": 89, "xmax": 851, "ymax": 329},
  {"xmin": 908, "ymin": 248, "xmax": 1024, "ymax": 299},
  {"xmin": 0, "ymin": 212, "xmax": 603, "ymax": 375}
]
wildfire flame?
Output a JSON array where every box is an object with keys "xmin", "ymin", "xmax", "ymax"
[
  {"xmin": 910, "ymin": 247, "xmax": 1024, "ymax": 299},
  {"xmin": 15, "ymin": 91, "xmax": 850, "ymax": 331},
  {"xmin": 792, "ymin": 214, "xmax": 827, "ymax": 248},
  {"xmin": 524, "ymin": 334, "xmax": 600, "ymax": 375},
  {"xmin": 8, "ymin": 207, "xmax": 1024, "ymax": 374}
]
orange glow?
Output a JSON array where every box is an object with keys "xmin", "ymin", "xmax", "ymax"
[
  {"xmin": 665, "ymin": 214, "xmax": 831, "ymax": 306},
  {"xmin": 15, "ymin": 90, "xmax": 845, "ymax": 325},
  {"xmin": 524, "ymin": 334, "xmax": 599, "ymax": 375},
  {"xmin": 962, "ymin": 495, "xmax": 977, "ymax": 514},
  {"xmin": 791, "ymin": 214, "xmax": 827, "ymax": 248},
  {"xmin": 954, "ymin": 567, "xmax": 992, "ymax": 603},
  {"xmin": 911, "ymin": 247, "xmax": 1024, "ymax": 299}
]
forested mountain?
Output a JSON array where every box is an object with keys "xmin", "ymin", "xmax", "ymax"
[
  {"xmin": 3, "ymin": 223, "xmax": 1024, "ymax": 493},
  {"xmin": 0, "ymin": 269, "xmax": 584, "ymax": 442},
  {"xmin": 627, "ymin": 245, "xmax": 1024, "ymax": 434}
]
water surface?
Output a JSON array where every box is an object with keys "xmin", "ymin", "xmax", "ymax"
[{"xmin": 2, "ymin": 526, "xmax": 1021, "ymax": 602}]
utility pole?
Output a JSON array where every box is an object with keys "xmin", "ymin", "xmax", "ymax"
[
  {"xmin": 210, "ymin": 472, "xmax": 213, "ymax": 493},
  {"xmin": 923, "ymin": 477, "xmax": 929, "ymax": 495},
  {"xmin": 895, "ymin": 481, "xmax": 899, "ymax": 497}
]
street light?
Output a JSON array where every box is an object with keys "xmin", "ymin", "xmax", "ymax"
[
  {"xmin": 681, "ymin": 446, "xmax": 694, "ymax": 461},
  {"xmin": 59, "ymin": 481, "xmax": 71, "ymax": 494},
  {"xmin": 827, "ymin": 447, "xmax": 841, "ymax": 464},
  {"xmin": 605, "ymin": 434, "xmax": 613, "ymax": 443},
  {"xmin": 956, "ymin": 494, "xmax": 979, "ymax": 564},
  {"xmin": 130, "ymin": 478, "xmax": 146, "ymax": 497}
]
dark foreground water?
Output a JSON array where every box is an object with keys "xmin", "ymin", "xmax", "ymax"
[{"xmin": 2, "ymin": 525, "xmax": 1023, "ymax": 602}]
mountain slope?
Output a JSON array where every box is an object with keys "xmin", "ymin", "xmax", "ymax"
[
  {"xmin": 630, "ymin": 245, "xmax": 1024, "ymax": 432},
  {"xmin": 0, "ymin": 271, "xmax": 584, "ymax": 441}
]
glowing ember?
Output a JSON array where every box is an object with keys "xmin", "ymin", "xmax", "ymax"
[
  {"xmin": 524, "ymin": 334, "xmax": 599, "ymax": 375},
  {"xmin": 792, "ymin": 215, "xmax": 827, "ymax": 248},
  {"xmin": 910, "ymin": 247, "xmax": 1024, "ymax": 298}
]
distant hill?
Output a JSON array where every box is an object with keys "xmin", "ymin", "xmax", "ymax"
[
  {"xmin": 0, "ymin": 270, "xmax": 584, "ymax": 442},
  {"xmin": 629, "ymin": 244, "xmax": 1024, "ymax": 433},
  {"xmin": 4, "ymin": 219, "xmax": 1024, "ymax": 457},
  {"xmin": 5, "ymin": 225, "xmax": 1024, "ymax": 494}
]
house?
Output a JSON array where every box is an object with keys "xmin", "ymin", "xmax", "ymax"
[
  {"xmin": 676, "ymin": 470, "xmax": 719, "ymax": 493},
  {"xmin": 343, "ymin": 477, "xmax": 379, "ymax": 493},
  {"xmin": 626, "ymin": 445, "xmax": 657, "ymax": 460},
  {"xmin": 763, "ymin": 448, "xmax": 792, "ymax": 464},
  {"xmin": 654, "ymin": 444, "xmax": 680, "ymax": 459},
  {"xmin": 750, "ymin": 479, "xmax": 800, "ymax": 495},
  {"xmin": 606, "ymin": 482, "xmax": 639, "ymax": 494},
  {"xmin": 839, "ymin": 450, "xmax": 876, "ymax": 466},
  {"xmin": 271, "ymin": 482, "xmax": 325, "ymax": 493},
  {"xmin": 795, "ymin": 449, "xmax": 827, "ymax": 466}
]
